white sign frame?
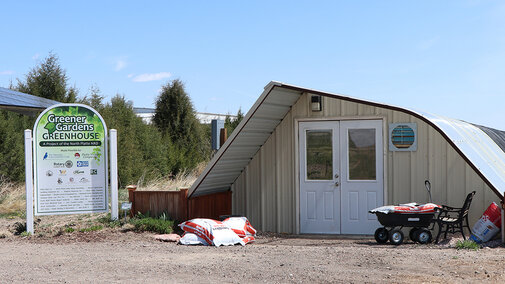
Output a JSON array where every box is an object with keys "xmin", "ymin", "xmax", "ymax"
[{"xmin": 33, "ymin": 104, "xmax": 109, "ymax": 216}]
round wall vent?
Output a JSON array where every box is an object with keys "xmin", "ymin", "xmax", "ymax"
[{"xmin": 389, "ymin": 123, "xmax": 417, "ymax": 151}]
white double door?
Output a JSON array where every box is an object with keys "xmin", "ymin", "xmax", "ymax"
[{"xmin": 299, "ymin": 120, "xmax": 383, "ymax": 234}]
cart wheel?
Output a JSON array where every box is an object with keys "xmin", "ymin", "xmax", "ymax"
[
  {"xmin": 415, "ymin": 228, "xmax": 432, "ymax": 244},
  {"xmin": 409, "ymin": 228, "xmax": 420, "ymax": 242},
  {"xmin": 374, "ymin": 228, "xmax": 389, "ymax": 244},
  {"xmin": 389, "ymin": 229, "xmax": 404, "ymax": 245}
]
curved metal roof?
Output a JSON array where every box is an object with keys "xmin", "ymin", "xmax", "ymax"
[
  {"xmin": 411, "ymin": 111, "xmax": 505, "ymax": 197},
  {"xmin": 0, "ymin": 87, "xmax": 59, "ymax": 115},
  {"xmin": 189, "ymin": 82, "xmax": 505, "ymax": 198},
  {"xmin": 473, "ymin": 124, "xmax": 505, "ymax": 153}
]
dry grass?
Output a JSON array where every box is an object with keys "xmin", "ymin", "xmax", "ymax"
[
  {"xmin": 135, "ymin": 162, "xmax": 206, "ymax": 191},
  {"xmin": 0, "ymin": 178, "xmax": 25, "ymax": 214},
  {"xmin": 0, "ymin": 162, "xmax": 206, "ymax": 215}
]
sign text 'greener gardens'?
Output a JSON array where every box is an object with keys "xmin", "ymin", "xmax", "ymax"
[{"xmin": 34, "ymin": 104, "xmax": 108, "ymax": 215}]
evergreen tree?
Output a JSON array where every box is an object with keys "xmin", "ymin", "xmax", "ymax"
[
  {"xmin": 0, "ymin": 52, "xmax": 76, "ymax": 182},
  {"xmin": 153, "ymin": 79, "xmax": 209, "ymax": 173},
  {"xmin": 100, "ymin": 95, "xmax": 171, "ymax": 186},
  {"xmin": 79, "ymin": 85, "xmax": 105, "ymax": 111},
  {"xmin": 225, "ymin": 108, "xmax": 244, "ymax": 135},
  {"xmin": 16, "ymin": 52, "xmax": 76, "ymax": 103},
  {"xmin": 153, "ymin": 80, "xmax": 198, "ymax": 140},
  {"xmin": 0, "ymin": 111, "xmax": 34, "ymax": 181}
]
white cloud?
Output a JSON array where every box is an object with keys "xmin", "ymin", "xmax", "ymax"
[
  {"xmin": 115, "ymin": 59, "xmax": 127, "ymax": 71},
  {"xmin": 127, "ymin": 73, "xmax": 134, "ymax": 78},
  {"xmin": 0, "ymin": 70, "xmax": 14, "ymax": 75},
  {"xmin": 32, "ymin": 53, "xmax": 40, "ymax": 60},
  {"xmin": 132, "ymin": 72, "xmax": 171, "ymax": 82}
]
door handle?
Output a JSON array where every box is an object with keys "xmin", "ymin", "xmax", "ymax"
[
  {"xmin": 335, "ymin": 173, "xmax": 339, "ymax": 178},
  {"xmin": 335, "ymin": 182, "xmax": 339, "ymax": 187}
]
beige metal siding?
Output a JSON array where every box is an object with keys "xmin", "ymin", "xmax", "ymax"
[{"xmin": 232, "ymin": 93, "xmax": 500, "ymax": 233}]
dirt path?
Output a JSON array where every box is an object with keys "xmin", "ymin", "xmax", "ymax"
[{"xmin": 1, "ymin": 230, "xmax": 504, "ymax": 283}]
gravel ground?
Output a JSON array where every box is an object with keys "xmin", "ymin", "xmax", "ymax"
[{"xmin": 1, "ymin": 215, "xmax": 504, "ymax": 283}]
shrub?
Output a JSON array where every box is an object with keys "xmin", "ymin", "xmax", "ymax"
[
  {"xmin": 130, "ymin": 213, "xmax": 174, "ymax": 234},
  {"xmin": 0, "ymin": 111, "xmax": 34, "ymax": 182},
  {"xmin": 99, "ymin": 95, "xmax": 171, "ymax": 186},
  {"xmin": 455, "ymin": 240, "xmax": 480, "ymax": 250},
  {"xmin": 12, "ymin": 222, "xmax": 26, "ymax": 235},
  {"xmin": 97, "ymin": 214, "xmax": 122, "ymax": 228}
]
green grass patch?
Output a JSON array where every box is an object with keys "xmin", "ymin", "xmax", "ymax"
[
  {"xmin": 79, "ymin": 225, "xmax": 103, "ymax": 233},
  {"xmin": 455, "ymin": 240, "xmax": 480, "ymax": 250},
  {"xmin": 65, "ymin": 227, "xmax": 75, "ymax": 233},
  {"xmin": 97, "ymin": 214, "xmax": 122, "ymax": 228},
  {"xmin": 0, "ymin": 211, "xmax": 25, "ymax": 219},
  {"xmin": 129, "ymin": 213, "xmax": 174, "ymax": 234},
  {"xmin": 20, "ymin": 231, "xmax": 31, "ymax": 237}
]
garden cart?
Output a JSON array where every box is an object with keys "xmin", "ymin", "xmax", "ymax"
[{"xmin": 369, "ymin": 181, "xmax": 441, "ymax": 245}]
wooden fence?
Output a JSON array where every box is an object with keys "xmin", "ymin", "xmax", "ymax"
[
  {"xmin": 128, "ymin": 187, "xmax": 232, "ymax": 222},
  {"xmin": 188, "ymin": 191, "xmax": 232, "ymax": 220}
]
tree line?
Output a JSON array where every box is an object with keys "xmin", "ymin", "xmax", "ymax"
[{"xmin": 0, "ymin": 53, "xmax": 243, "ymax": 187}]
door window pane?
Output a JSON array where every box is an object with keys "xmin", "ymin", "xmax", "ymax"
[
  {"xmin": 348, "ymin": 129, "xmax": 376, "ymax": 180},
  {"xmin": 306, "ymin": 130, "xmax": 333, "ymax": 180}
]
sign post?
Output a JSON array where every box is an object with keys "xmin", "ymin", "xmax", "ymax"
[
  {"xmin": 24, "ymin": 130, "xmax": 34, "ymax": 234},
  {"xmin": 121, "ymin": 202, "xmax": 132, "ymax": 222},
  {"xmin": 110, "ymin": 129, "xmax": 118, "ymax": 220}
]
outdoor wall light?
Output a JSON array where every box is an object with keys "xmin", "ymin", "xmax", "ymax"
[{"xmin": 311, "ymin": 95, "xmax": 322, "ymax": 111}]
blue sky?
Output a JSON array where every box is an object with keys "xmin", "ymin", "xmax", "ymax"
[{"xmin": 1, "ymin": 1, "xmax": 504, "ymax": 129}]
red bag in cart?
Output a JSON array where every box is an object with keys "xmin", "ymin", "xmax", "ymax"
[{"xmin": 469, "ymin": 202, "xmax": 502, "ymax": 243}]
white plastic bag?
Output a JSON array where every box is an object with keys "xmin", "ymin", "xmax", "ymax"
[
  {"xmin": 179, "ymin": 218, "xmax": 244, "ymax": 247},
  {"xmin": 222, "ymin": 217, "xmax": 257, "ymax": 238},
  {"xmin": 179, "ymin": 232, "xmax": 208, "ymax": 245}
]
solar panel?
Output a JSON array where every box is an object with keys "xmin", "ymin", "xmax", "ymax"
[{"xmin": 0, "ymin": 87, "xmax": 59, "ymax": 115}]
